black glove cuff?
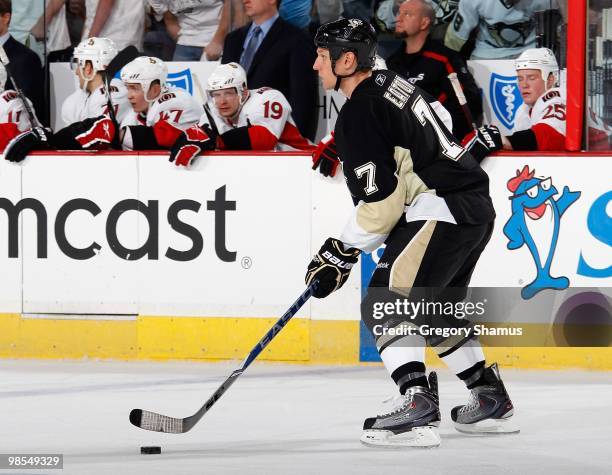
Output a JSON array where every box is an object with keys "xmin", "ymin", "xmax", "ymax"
[
  {"xmin": 220, "ymin": 127, "xmax": 252, "ymax": 150},
  {"xmin": 128, "ymin": 126, "xmax": 164, "ymax": 150},
  {"xmin": 507, "ymin": 129, "xmax": 538, "ymax": 151}
]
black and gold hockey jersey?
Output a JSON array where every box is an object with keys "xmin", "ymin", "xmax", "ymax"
[{"xmin": 334, "ymin": 70, "xmax": 495, "ymax": 253}]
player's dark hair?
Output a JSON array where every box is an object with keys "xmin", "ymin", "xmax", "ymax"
[{"xmin": 0, "ymin": 0, "xmax": 11, "ymax": 15}]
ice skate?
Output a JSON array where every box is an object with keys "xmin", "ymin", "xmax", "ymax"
[
  {"xmin": 451, "ymin": 363, "xmax": 519, "ymax": 434},
  {"xmin": 361, "ymin": 372, "xmax": 441, "ymax": 448}
]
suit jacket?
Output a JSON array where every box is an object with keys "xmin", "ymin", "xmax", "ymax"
[
  {"xmin": 3, "ymin": 36, "xmax": 46, "ymax": 126},
  {"xmin": 222, "ymin": 17, "xmax": 318, "ymax": 141}
]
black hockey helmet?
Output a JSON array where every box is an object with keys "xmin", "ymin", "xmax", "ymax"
[{"xmin": 314, "ymin": 18, "xmax": 377, "ymax": 72}]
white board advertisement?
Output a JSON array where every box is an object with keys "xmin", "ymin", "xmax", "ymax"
[{"xmin": 0, "ymin": 153, "xmax": 610, "ymax": 320}]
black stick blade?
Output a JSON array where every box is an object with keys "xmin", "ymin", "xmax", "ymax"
[
  {"xmin": 106, "ymin": 46, "xmax": 140, "ymax": 79},
  {"xmin": 129, "ymin": 408, "xmax": 185, "ymax": 433},
  {"xmin": 129, "ymin": 409, "xmax": 142, "ymax": 427}
]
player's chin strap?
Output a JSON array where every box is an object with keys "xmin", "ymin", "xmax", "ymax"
[{"xmin": 331, "ymin": 59, "xmax": 364, "ymax": 92}]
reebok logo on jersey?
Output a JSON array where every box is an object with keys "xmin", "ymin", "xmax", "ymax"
[
  {"xmin": 376, "ymin": 262, "xmax": 389, "ymax": 269},
  {"xmin": 321, "ymin": 251, "xmax": 354, "ymax": 269},
  {"xmin": 375, "ymin": 74, "xmax": 387, "ymax": 87}
]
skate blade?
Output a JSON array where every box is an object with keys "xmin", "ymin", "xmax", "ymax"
[
  {"xmin": 454, "ymin": 416, "xmax": 520, "ymax": 435},
  {"xmin": 360, "ymin": 426, "xmax": 441, "ymax": 448}
]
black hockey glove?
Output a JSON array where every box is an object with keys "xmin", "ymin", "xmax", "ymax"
[
  {"xmin": 3, "ymin": 126, "xmax": 52, "ymax": 163},
  {"xmin": 461, "ymin": 125, "xmax": 503, "ymax": 162},
  {"xmin": 52, "ymin": 116, "xmax": 116, "ymax": 150},
  {"xmin": 169, "ymin": 124, "xmax": 216, "ymax": 167},
  {"xmin": 312, "ymin": 132, "xmax": 340, "ymax": 177},
  {"xmin": 305, "ymin": 237, "xmax": 360, "ymax": 299}
]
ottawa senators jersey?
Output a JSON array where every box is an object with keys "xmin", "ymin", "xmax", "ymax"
[
  {"xmin": 513, "ymin": 87, "xmax": 565, "ymax": 150},
  {"xmin": 334, "ymin": 70, "xmax": 494, "ymax": 252},
  {"xmin": 201, "ymin": 87, "xmax": 313, "ymax": 151},
  {"xmin": 121, "ymin": 86, "xmax": 203, "ymax": 150},
  {"xmin": 0, "ymin": 90, "xmax": 36, "ymax": 132},
  {"xmin": 61, "ymin": 78, "xmax": 129, "ymax": 126},
  {"xmin": 121, "ymin": 86, "xmax": 203, "ymax": 129}
]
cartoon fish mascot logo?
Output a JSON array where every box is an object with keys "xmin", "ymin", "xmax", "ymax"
[{"xmin": 503, "ymin": 166, "xmax": 581, "ymax": 299}]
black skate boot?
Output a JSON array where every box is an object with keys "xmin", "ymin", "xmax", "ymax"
[
  {"xmin": 451, "ymin": 363, "xmax": 519, "ymax": 434},
  {"xmin": 361, "ymin": 372, "xmax": 441, "ymax": 448}
]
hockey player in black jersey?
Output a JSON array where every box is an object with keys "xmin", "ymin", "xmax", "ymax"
[{"xmin": 305, "ymin": 18, "xmax": 518, "ymax": 448}]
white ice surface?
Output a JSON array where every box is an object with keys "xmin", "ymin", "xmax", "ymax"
[{"xmin": 1, "ymin": 360, "xmax": 611, "ymax": 475}]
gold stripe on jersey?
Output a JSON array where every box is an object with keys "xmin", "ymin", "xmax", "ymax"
[
  {"xmin": 394, "ymin": 146, "xmax": 434, "ymax": 204},
  {"xmin": 356, "ymin": 179, "xmax": 406, "ymax": 235},
  {"xmin": 350, "ymin": 147, "xmax": 435, "ymax": 250},
  {"xmin": 389, "ymin": 220, "xmax": 437, "ymax": 295}
]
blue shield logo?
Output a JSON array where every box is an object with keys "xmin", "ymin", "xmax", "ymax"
[
  {"xmin": 490, "ymin": 73, "xmax": 523, "ymax": 130},
  {"xmin": 167, "ymin": 69, "xmax": 194, "ymax": 95}
]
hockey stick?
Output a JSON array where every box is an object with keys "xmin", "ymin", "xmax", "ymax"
[
  {"xmin": 194, "ymin": 72, "xmax": 221, "ymax": 139},
  {"xmin": 0, "ymin": 46, "xmax": 41, "ymax": 129},
  {"xmin": 101, "ymin": 46, "xmax": 140, "ymax": 149},
  {"xmin": 447, "ymin": 72, "xmax": 477, "ymax": 130},
  {"xmin": 129, "ymin": 281, "xmax": 318, "ymax": 433}
]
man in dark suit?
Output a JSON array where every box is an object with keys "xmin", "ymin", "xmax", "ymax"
[
  {"xmin": 0, "ymin": 0, "xmax": 46, "ymax": 125},
  {"xmin": 222, "ymin": 0, "xmax": 318, "ymax": 141}
]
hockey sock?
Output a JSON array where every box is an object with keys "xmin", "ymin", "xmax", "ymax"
[
  {"xmin": 439, "ymin": 340, "xmax": 486, "ymax": 389},
  {"xmin": 379, "ymin": 343, "xmax": 428, "ymax": 393},
  {"xmin": 393, "ymin": 362, "xmax": 428, "ymax": 393}
]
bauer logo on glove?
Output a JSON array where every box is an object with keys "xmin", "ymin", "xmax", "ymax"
[{"xmin": 305, "ymin": 237, "xmax": 360, "ymax": 299}]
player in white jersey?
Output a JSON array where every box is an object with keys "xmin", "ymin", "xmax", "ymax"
[
  {"xmin": 444, "ymin": 0, "xmax": 556, "ymax": 59},
  {"xmin": 508, "ymin": 48, "xmax": 565, "ymax": 150},
  {"xmin": 0, "ymin": 63, "xmax": 38, "ymax": 151},
  {"xmin": 169, "ymin": 62, "xmax": 313, "ymax": 167},
  {"xmin": 62, "ymin": 38, "xmax": 129, "ymax": 126},
  {"xmin": 119, "ymin": 56, "xmax": 203, "ymax": 150},
  {"xmin": 49, "ymin": 37, "xmax": 131, "ymax": 151},
  {"xmin": 462, "ymin": 48, "xmax": 565, "ymax": 160}
]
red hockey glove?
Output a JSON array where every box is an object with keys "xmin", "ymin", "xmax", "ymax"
[
  {"xmin": 312, "ymin": 132, "xmax": 340, "ymax": 177},
  {"xmin": 169, "ymin": 125, "xmax": 216, "ymax": 167},
  {"xmin": 53, "ymin": 115, "xmax": 116, "ymax": 150}
]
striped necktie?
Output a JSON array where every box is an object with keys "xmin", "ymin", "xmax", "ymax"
[{"xmin": 240, "ymin": 26, "xmax": 262, "ymax": 72}]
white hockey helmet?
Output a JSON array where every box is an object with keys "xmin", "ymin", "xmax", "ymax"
[
  {"xmin": 72, "ymin": 37, "xmax": 117, "ymax": 76},
  {"xmin": 121, "ymin": 56, "xmax": 168, "ymax": 102},
  {"xmin": 515, "ymin": 48, "xmax": 558, "ymax": 87},
  {"xmin": 206, "ymin": 62, "xmax": 248, "ymax": 103},
  {"xmin": 0, "ymin": 63, "xmax": 6, "ymax": 94}
]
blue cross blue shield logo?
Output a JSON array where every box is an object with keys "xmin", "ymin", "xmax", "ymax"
[
  {"xmin": 167, "ymin": 69, "xmax": 194, "ymax": 95},
  {"xmin": 489, "ymin": 73, "xmax": 523, "ymax": 130}
]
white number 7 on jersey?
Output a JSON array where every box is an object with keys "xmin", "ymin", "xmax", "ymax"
[
  {"xmin": 412, "ymin": 96, "xmax": 464, "ymax": 161},
  {"xmin": 354, "ymin": 162, "xmax": 378, "ymax": 195}
]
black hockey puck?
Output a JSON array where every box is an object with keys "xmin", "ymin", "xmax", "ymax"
[{"xmin": 140, "ymin": 446, "xmax": 161, "ymax": 454}]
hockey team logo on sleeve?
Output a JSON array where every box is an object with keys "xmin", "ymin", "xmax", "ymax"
[
  {"xmin": 167, "ymin": 69, "xmax": 194, "ymax": 95},
  {"xmin": 490, "ymin": 73, "xmax": 523, "ymax": 130},
  {"xmin": 502, "ymin": 166, "xmax": 580, "ymax": 300}
]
